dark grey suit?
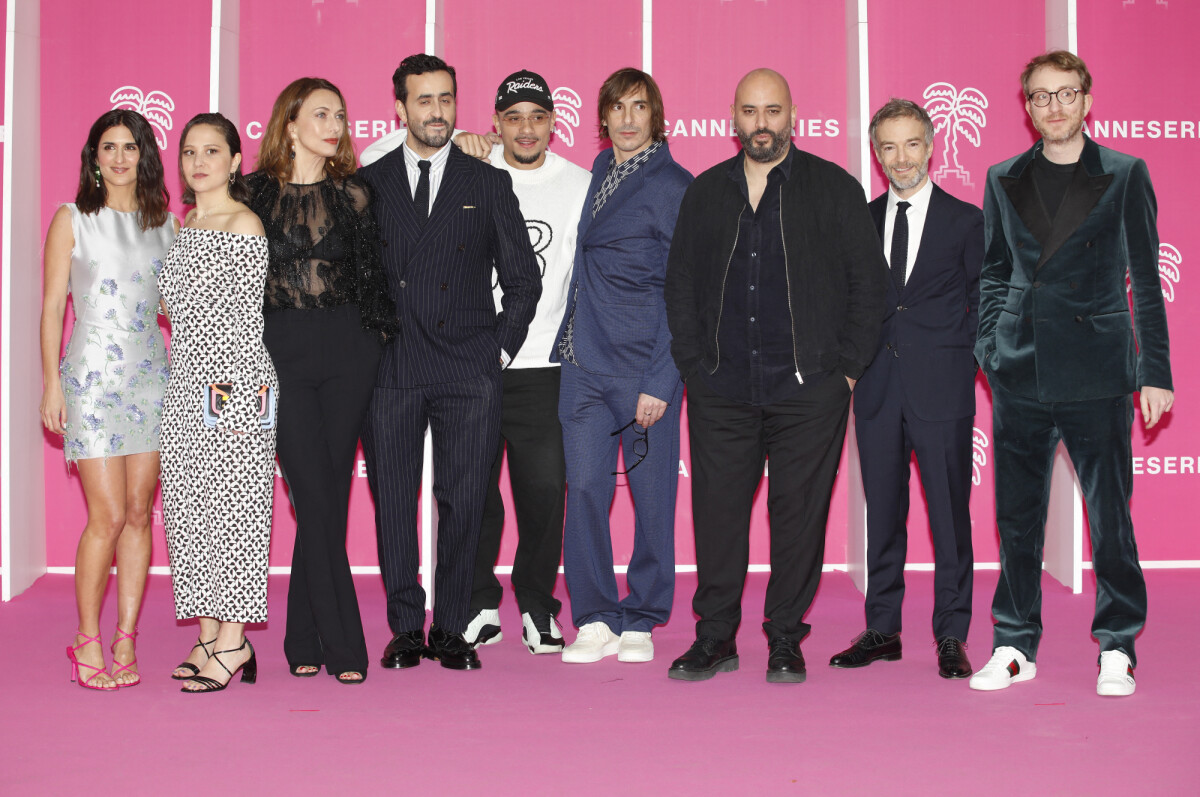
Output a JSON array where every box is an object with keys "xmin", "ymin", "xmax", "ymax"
[{"xmin": 359, "ymin": 144, "xmax": 540, "ymax": 634}]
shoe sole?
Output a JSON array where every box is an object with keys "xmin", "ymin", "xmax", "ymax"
[
  {"xmin": 668, "ymin": 656, "xmax": 739, "ymax": 681},
  {"xmin": 525, "ymin": 641, "xmax": 565, "ymax": 655},
  {"xmin": 969, "ymin": 667, "xmax": 1037, "ymax": 691},
  {"xmin": 766, "ymin": 669, "xmax": 807, "ymax": 684},
  {"xmin": 1097, "ymin": 682, "xmax": 1135, "ymax": 697},
  {"xmin": 423, "ymin": 652, "xmax": 482, "ymax": 671},
  {"xmin": 562, "ymin": 642, "xmax": 620, "ymax": 663},
  {"xmin": 618, "ymin": 650, "xmax": 654, "ymax": 663},
  {"xmin": 939, "ymin": 667, "xmax": 973, "ymax": 680},
  {"xmin": 378, "ymin": 657, "xmax": 421, "ymax": 669},
  {"xmin": 466, "ymin": 627, "xmax": 502, "ymax": 648},
  {"xmin": 829, "ymin": 652, "xmax": 902, "ymax": 669}
]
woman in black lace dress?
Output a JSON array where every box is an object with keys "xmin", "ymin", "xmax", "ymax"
[{"xmin": 248, "ymin": 78, "xmax": 396, "ymax": 684}]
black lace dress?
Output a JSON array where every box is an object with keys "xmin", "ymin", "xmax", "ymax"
[{"xmin": 248, "ymin": 170, "xmax": 396, "ymax": 676}]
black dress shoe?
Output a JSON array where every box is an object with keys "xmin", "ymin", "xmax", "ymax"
[
  {"xmin": 936, "ymin": 636, "xmax": 972, "ymax": 679},
  {"xmin": 380, "ymin": 630, "xmax": 424, "ymax": 669},
  {"xmin": 424, "ymin": 626, "xmax": 482, "ymax": 671},
  {"xmin": 766, "ymin": 637, "xmax": 806, "ymax": 684},
  {"xmin": 668, "ymin": 637, "xmax": 739, "ymax": 681},
  {"xmin": 828, "ymin": 629, "xmax": 902, "ymax": 668}
]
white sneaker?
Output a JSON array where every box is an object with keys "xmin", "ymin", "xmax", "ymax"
[
  {"xmin": 521, "ymin": 612, "xmax": 565, "ymax": 655},
  {"xmin": 617, "ymin": 631, "xmax": 654, "ymax": 662},
  {"xmin": 463, "ymin": 609, "xmax": 502, "ymax": 648},
  {"xmin": 968, "ymin": 646, "xmax": 1037, "ymax": 691},
  {"xmin": 1097, "ymin": 650, "xmax": 1136, "ymax": 696},
  {"xmin": 561, "ymin": 622, "xmax": 620, "ymax": 663}
]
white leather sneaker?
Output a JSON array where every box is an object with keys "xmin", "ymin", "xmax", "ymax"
[
  {"xmin": 1097, "ymin": 650, "xmax": 1136, "ymax": 696},
  {"xmin": 521, "ymin": 612, "xmax": 565, "ymax": 655},
  {"xmin": 617, "ymin": 631, "xmax": 654, "ymax": 662},
  {"xmin": 561, "ymin": 622, "xmax": 620, "ymax": 663},
  {"xmin": 463, "ymin": 609, "xmax": 502, "ymax": 647},
  {"xmin": 968, "ymin": 646, "xmax": 1037, "ymax": 691}
]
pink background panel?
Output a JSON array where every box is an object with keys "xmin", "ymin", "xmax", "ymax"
[
  {"xmin": 443, "ymin": 0, "xmax": 643, "ymax": 171},
  {"xmin": 867, "ymin": 0, "xmax": 1047, "ymax": 567},
  {"xmin": 40, "ymin": 2, "xmax": 212, "ymax": 568},
  {"xmin": 238, "ymin": 0, "xmax": 427, "ymax": 167},
  {"xmin": 652, "ymin": 0, "xmax": 849, "ymax": 177},
  {"xmin": 1079, "ymin": 1, "xmax": 1200, "ymax": 561}
]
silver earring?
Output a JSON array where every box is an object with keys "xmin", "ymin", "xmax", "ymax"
[{"xmin": 229, "ymin": 173, "xmax": 235, "ymax": 185}]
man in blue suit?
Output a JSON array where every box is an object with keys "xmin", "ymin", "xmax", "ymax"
[
  {"xmin": 829, "ymin": 99, "xmax": 982, "ymax": 680},
  {"xmin": 359, "ymin": 54, "xmax": 540, "ymax": 671},
  {"xmin": 970, "ymin": 51, "xmax": 1173, "ymax": 696},
  {"xmin": 553, "ymin": 68, "xmax": 692, "ymax": 664}
]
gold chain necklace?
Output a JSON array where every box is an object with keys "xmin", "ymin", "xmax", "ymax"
[{"xmin": 193, "ymin": 196, "xmax": 234, "ymax": 223}]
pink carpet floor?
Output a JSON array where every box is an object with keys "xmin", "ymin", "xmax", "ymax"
[{"xmin": 2, "ymin": 569, "xmax": 1197, "ymax": 795}]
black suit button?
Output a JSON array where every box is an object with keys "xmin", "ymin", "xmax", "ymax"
[
  {"xmin": 440, "ymin": 283, "xmax": 448, "ymax": 290},
  {"xmin": 380, "ymin": 240, "xmax": 388, "ymax": 247},
  {"xmin": 1033, "ymin": 281, "xmax": 1042, "ymax": 288},
  {"xmin": 437, "ymin": 320, "xmax": 445, "ymax": 328},
  {"xmin": 896, "ymin": 305, "xmax": 906, "ymax": 311},
  {"xmin": 1075, "ymin": 315, "xmax": 1084, "ymax": 323},
  {"xmin": 398, "ymin": 280, "xmax": 407, "ymax": 288},
  {"xmin": 458, "ymin": 244, "xmax": 466, "ymax": 251},
  {"xmin": 1086, "ymin": 240, "xmax": 1095, "ymax": 248},
  {"xmin": 886, "ymin": 343, "xmax": 893, "ymax": 350}
]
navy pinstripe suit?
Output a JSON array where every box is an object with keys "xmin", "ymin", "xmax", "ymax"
[{"xmin": 359, "ymin": 143, "xmax": 540, "ymax": 635}]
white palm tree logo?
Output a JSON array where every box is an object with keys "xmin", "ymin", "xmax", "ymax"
[
  {"xmin": 553, "ymin": 87, "xmax": 582, "ymax": 148},
  {"xmin": 1128, "ymin": 243, "xmax": 1181, "ymax": 303},
  {"xmin": 110, "ymin": 86, "xmax": 176, "ymax": 150},
  {"xmin": 971, "ymin": 427, "xmax": 989, "ymax": 487},
  {"xmin": 923, "ymin": 83, "xmax": 988, "ymax": 189}
]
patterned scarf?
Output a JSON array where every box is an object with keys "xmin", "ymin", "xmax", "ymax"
[{"xmin": 590, "ymin": 140, "xmax": 663, "ymax": 218}]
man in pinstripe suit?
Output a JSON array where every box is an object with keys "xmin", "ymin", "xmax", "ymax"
[{"xmin": 359, "ymin": 54, "xmax": 540, "ymax": 671}]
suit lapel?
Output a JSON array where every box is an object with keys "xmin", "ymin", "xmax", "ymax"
[
  {"xmin": 869, "ymin": 196, "xmax": 898, "ymax": 302},
  {"xmin": 1000, "ymin": 154, "xmax": 1051, "ymax": 249},
  {"xmin": 420, "ymin": 146, "xmax": 476, "ymax": 244},
  {"xmin": 373, "ymin": 149, "xmax": 424, "ymax": 244},
  {"xmin": 583, "ymin": 151, "xmax": 649, "ymax": 244}
]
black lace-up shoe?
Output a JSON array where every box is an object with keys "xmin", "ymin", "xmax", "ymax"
[
  {"xmin": 668, "ymin": 637, "xmax": 739, "ymax": 681},
  {"xmin": 829, "ymin": 629, "xmax": 902, "ymax": 668}
]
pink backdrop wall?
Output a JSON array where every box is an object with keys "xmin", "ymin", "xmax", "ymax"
[{"xmin": 35, "ymin": 0, "xmax": 1198, "ymax": 572}]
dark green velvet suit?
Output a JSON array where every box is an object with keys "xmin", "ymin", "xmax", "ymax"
[{"xmin": 975, "ymin": 136, "xmax": 1171, "ymax": 665}]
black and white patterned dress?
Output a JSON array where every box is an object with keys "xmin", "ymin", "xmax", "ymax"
[{"xmin": 159, "ymin": 228, "xmax": 278, "ymax": 623}]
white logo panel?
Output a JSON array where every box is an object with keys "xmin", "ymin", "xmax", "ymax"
[
  {"xmin": 923, "ymin": 83, "xmax": 988, "ymax": 189},
  {"xmin": 110, "ymin": 86, "xmax": 176, "ymax": 150},
  {"xmin": 971, "ymin": 426, "xmax": 989, "ymax": 487},
  {"xmin": 1126, "ymin": 243, "xmax": 1181, "ymax": 303},
  {"xmin": 553, "ymin": 87, "xmax": 582, "ymax": 148}
]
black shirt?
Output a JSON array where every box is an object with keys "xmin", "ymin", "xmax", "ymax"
[
  {"xmin": 701, "ymin": 148, "xmax": 810, "ymax": 405},
  {"xmin": 1032, "ymin": 149, "xmax": 1077, "ymax": 222}
]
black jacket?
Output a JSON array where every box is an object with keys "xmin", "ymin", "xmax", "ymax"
[{"xmin": 665, "ymin": 146, "xmax": 887, "ymax": 384}]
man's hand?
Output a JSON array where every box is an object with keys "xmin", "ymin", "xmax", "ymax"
[
  {"xmin": 636, "ymin": 393, "xmax": 668, "ymax": 429},
  {"xmin": 453, "ymin": 132, "xmax": 497, "ymax": 162},
  {"xmin": 1140, "ymin": 386, "xmax": 1174, "ymax": 429}
]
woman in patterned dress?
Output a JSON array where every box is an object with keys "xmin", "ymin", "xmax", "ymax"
[
  {"xmin": 159, "ymin": 113, "xmax": 277, "ymax": 693},
  {"xmin": 40, "ymin": 110, "xmax": 176, "ymax": 691},
  {"xmin": 249, "ymin": 78, "xmax": 395, "ymax": 685}
]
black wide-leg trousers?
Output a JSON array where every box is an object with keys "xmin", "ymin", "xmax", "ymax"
[{"xmin": 264, "ymin": 305, "xmax": 381, "ymax": 676}]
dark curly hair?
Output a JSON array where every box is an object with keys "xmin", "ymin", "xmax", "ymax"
[
  {"xmin": 75, "ymin": 109, "xmax": 170, "ymax": 232},
  {"xmin": 392, "ymin": 53, "xmax": 457, "ymax": 103}
]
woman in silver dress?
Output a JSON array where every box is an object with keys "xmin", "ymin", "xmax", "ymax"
[
  {"xmin": 159, "ymin": 113, "xmax": 277, "ymax": 693},
  {"xmin": 40, "ymin": 110, "xmax": 176, "ymax": 691}
]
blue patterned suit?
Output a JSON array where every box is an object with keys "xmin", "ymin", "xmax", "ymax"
[
  {"xmin": 552, "ymin": 143, "xmax": 692, "ymax": 633},
  {"xmin": 359, "ymin": 143, "xmax": 540, "ymax": 635}
]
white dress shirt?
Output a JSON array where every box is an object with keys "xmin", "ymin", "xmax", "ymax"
[
  {"xmin": 882, "ymin": 177, "xmax": 934, "ymax": 283},
  {"xmin": 401, "ymin": 138, "xmax": 453, "ymax": 213}
]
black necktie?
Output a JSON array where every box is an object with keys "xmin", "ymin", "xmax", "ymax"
[
  {"xmin": 414, "ymin": 160, "xmax": 431, "ymax": 225},
  {"xmin": 890, "ymin": 201, "xmax": 910, "ymax": 295}
]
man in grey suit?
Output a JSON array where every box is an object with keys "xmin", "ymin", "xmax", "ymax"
[
  {"xmin": 970, "ymin": 50, "xmax": 1173, "ymax": 696},
  {"xmin": 359, "ymin": 54, "xmax": 540, "ymax": 672}
]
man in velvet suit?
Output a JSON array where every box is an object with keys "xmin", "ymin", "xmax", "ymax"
[
  {"xmin": 970, "ymin": 51, "xmax": 1173, "ymax": 696},
  {"xmin": 359, "ymin": 54, "xmax": 540, "ymax": 671},
  {"xmin": 552, "ymin": 68, "xmax": 692, "ymax": 665},
  {"xmin": 830, "ymin": 99, "xmax": 981, "ymax": 680}
]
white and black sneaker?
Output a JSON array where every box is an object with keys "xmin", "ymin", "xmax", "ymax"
[
  {"xmin": 1097, "ymin": 650, "xmax": 1136, "ymax": 696},
  {"xmin": 464, "ymin": 609, "xmax": 502, "ymax": 648},
  {"xmin": 521, "ymin": 612, "xmax": 564, "ymax": 654},
  {"xmin": 969, "ymin": 646, "xmax": 1037, "ymax": 691}
]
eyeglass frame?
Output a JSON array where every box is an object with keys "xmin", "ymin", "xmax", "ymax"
[
  {"xmin": 1027, "ymin": 88, "xmax": 1085, "ymax": 107},
  {"xmin": 610, "ymin": 418, "xmax": 649, "ymax": 476},
  {"xmin": 498, "ymin": 111, "xmax": 553, "ymax": 127}
]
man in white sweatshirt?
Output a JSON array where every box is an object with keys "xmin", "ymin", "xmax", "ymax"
[{"xmin": 361, "ymin": 70, "xmax": 591, "ymax": 654}]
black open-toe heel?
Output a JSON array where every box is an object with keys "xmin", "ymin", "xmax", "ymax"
[
  {"xmin": 335, "ymin": 670, "xmax": 366, "ymax": 685},
  {"xmin": 181, "ymin": 638, "xmax": 257, "ymax": 693},
  {"xmin": 290, "ymin": 664, "xmax": 322, "ymax": 678},
  {"xmin": 171, "ymin": 637, "xmax": 216, "ymax": 681}
]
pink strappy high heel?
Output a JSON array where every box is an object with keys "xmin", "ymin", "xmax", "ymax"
[
  {"xmin": 67, "ymin": 631, "xmax": 117, "ymax": 691},
  {"xmin": 110, "ymin": 626, "xmax": 141, "ymax": 688}
]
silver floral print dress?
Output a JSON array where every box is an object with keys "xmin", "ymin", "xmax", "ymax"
[{"xmin": 59, "ymin": 204, "xmax": 176, "ymax": 463}]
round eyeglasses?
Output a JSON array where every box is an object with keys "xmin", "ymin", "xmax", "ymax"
[{"xmin": 1028, "ymin": 88, "xmax": 1084, "ymax": 107}]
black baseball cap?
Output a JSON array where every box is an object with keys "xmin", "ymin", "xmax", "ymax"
[{"xmin": 495, "ymin": 70, "xmax": 554, "ymax": 112}]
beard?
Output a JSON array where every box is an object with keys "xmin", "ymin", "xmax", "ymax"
[
  {"xmin": 737, "ymin": 125, "xmax": 790, "ymax": 163},
  {"xmin": 509, "ymin": 146, "xmax": 543, "ymax": 165},
  {"xmin": 410, "ymin": 116, "xmax": 452, "ymax": 150},
  {"xmin": 886, "ymin": 159, "xmax": 930, "ymax": 192},
  {"xmin": 1035, "ymin": 114, "xmax": 1085, "ymax": 146}
]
